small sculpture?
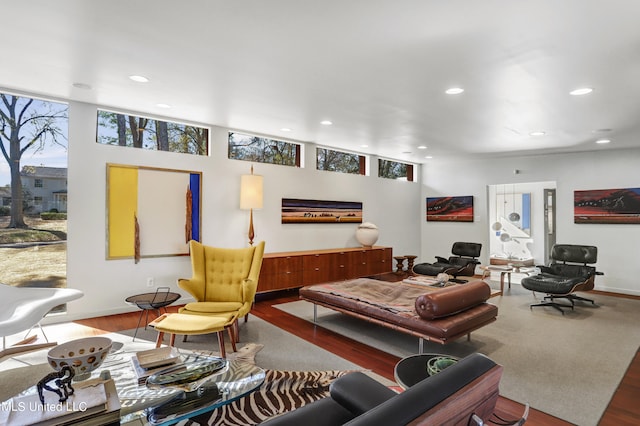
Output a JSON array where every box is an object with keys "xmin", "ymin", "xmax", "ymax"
[{"xmin": 37, "ymin": 365, "xmax": 75, "ymax": 407}]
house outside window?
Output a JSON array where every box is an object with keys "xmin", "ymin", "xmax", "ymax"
[{"xmin": 20, "ymin": 166, "xmax": 68, "ymax": 213}]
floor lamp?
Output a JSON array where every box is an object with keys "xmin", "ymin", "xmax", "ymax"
[{"xmin": 240, "ymin": 165, "xmax": 263, "ymax": 246}]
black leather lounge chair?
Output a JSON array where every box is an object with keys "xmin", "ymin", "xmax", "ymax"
[
  {"xmin": 412, "ymin": 242, "xmax": 482, "ymax": 283},
  {"xmin": 521, "ymin": 244, "xmax": 602, "ymax": 315}
]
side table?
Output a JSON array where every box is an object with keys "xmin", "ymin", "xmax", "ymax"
[
  {"xmin": 394, "ymin": 353, "xmax": 459, "ymax": 389},
  {"xmin": 125, "ymin": 287, "xmax": 181, "ymax": 341},
  {"xmin": 480, "ymin": 265, "xmax": 536, "ymax": 295}
]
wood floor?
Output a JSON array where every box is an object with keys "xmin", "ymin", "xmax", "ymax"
[{"xmin": 69, "ymin": 291, "xmax": 639, "ymax": 426}]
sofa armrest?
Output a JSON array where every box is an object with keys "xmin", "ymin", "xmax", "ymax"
[
  {"xmin": 261, "ymin": 397, "xmax": 355, "ymax": 426},
  {"xmin": 330, "ymin": 372, "xmax": 397, "ymax": 416},
  {"xmin": 345, "ymin": 353, "xmax": 500, "ymax": 426}
]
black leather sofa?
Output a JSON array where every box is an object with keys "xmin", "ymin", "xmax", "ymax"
[{"xmin": 262, "ymin": 353, "xmax": 503, "ymax": 426}]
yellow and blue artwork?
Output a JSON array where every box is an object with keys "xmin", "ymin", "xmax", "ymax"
[{"xmin": 107, "ymin": 164, "xmax": 201, "ymax": 259}]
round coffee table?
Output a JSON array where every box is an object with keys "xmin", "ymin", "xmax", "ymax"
[
  {"xmin": 125, "ymin": 287, "xmax": 181, "ymax": 341},
  {"xmin": 394, "ymin": 353, "xmax": 459, "ymax": 389}
]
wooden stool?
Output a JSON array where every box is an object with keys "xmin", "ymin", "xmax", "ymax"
[{"xmin": 150, "ymin": 313, "xmax": 237, "ymax": 358}]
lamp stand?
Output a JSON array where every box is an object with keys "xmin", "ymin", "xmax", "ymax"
[{"xmin": 248, "ymin": 208, "xmax": 255, "ymax": 246}]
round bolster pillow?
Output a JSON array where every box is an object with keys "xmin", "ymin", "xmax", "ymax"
[{"xmin": 415, "ymin": 280, "xmax": 491, "ymax": 320}]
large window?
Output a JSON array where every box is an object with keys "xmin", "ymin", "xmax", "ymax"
[
  {"xmin": 378, "ymin": 159, "xmax": 414, "ymax": 181},
  {"xmin": 316, "ymin": 147, "xmax": 365, "ymax": 175},
  {"xmin": 228, "ymin": 132, "xmax": 300, "ymax": 167},
  {"xmin": 96, "ymin": 110, "xmax": 209, "ymax": 156},
  {"xmin": 0, "ymin": 92, "xmax": 68, "ymax": 294}
]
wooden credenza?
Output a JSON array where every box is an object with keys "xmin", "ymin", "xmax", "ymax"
[{"xmin": 258, "ymin": 246, "xmax": 393, "ymax": 293}]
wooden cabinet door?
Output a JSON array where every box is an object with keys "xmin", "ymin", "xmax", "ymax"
[
  {"xmin": 302, "ymin": 253, "xmax": 345, "ymax": 284},
  {"xmin": 259, "ymin": 256, "xmax": 303, "ymax": 292}
]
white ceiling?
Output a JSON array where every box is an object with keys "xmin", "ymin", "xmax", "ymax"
[{"xmin": 3, "ymin": 0, "xmax": 640, "ymax": 163}]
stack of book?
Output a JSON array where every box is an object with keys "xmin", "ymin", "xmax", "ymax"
[{"xmin": 130, "ymin": 346, "xmax": 182, "ymax": 385}]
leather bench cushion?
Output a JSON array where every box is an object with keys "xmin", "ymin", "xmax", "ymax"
[
  {"xmin": 300, "ymin": 280, "xmax": 497, "ymax": 342},
  {"xmin": 415, "ymin": 280, "xmax": 490, "ymax": 320}
]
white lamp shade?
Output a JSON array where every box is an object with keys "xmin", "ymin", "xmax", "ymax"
[{"xmin": 240, "ymin": 174, "xmax": 263, "ymax": 209}]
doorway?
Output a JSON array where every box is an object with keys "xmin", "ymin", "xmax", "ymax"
[{"xmin": 487, "ymin": 181, "xmax": 556, "ymax": 264}]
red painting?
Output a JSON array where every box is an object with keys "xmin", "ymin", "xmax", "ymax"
[
  {"xmin": 426, "ymin": 196, "xmax": 474, "ymax": 222},
  {"xmin": 574, "ymin": 188, "xmax": 640, "ymax": 224}
]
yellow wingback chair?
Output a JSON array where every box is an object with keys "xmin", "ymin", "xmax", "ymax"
[{"xmin": 178, "ymin": 240, "xmax": 265, "ymax": 339}]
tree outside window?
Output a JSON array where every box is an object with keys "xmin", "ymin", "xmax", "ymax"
[
  {"xmin": 378, "ymin": 159, "xmax": 414, "ymax": 181},
  {"xmin": 0, "ymin": 92, "xmax": 68, "ymax": 290},
  {"xmin": 316, "ymin": 148, "xmax": 365, "ymax": 175},
  {"xmin": 228, "ymin": 132, "xmax": 300, "ymax": 167},
  {"xmin": 96, "ymin": 110, "xmax": 209, "ymax": 156}
]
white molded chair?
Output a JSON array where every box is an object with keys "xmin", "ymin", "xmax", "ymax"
[{"xmin": 0, "ymin": 283, "xmax": 84, "ymax": 358}]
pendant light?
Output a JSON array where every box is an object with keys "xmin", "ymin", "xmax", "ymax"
[
  {"xmin": 491, "ymin": 185, "xmax": 502, "ymax": 231},
  {"xmin": 499, "ymin": 184, "xmax": 511, "ymax": 242},
  {"xmin": 508, "ymin": 183, "xmax": 521, "ymax": 222}
]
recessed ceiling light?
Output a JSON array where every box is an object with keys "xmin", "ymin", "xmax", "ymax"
[
  {"xmin": 570, "ymin": 87, "xmax": 593, "ymax": 96},
  {"xmin": 445, "ymin": 87, "xmax": 464, "ymax": 95},
  {"xmin": 424, "ymin": 155, "xmax": 433, "ymax": 159},
  {"xmin": 595, "ymin": 139, "xmax": 611, "ymax": 144},
  {"xmin": 280, "ymin": 128, "xmax": 291, "ymax": 132},
  {"xmin": 156, "ymin": 103, "xmax": 171, "ymax": 108},
  {"xmin": 529, "ymin": 131, "xmax": 546, "ymax": 136},
  {"xmin": 417, "ymin": 145, "xmax": 427, "ymax": 150},
  {"xmin": 360, "ymin": 144, "xmax": 369, "ymax": 148},
  {"xmin": 72, "ymin": 82, "xmax": 92, "ymax": 90},
  {"xmin": 320, "ymin": 120, "xmax": 333, "ymax": 126},
  {"xmin": 129, "ymin": 75, "xmax": 149, "ymax": 83}
]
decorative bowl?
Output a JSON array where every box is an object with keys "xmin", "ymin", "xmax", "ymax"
[
  {"xmin": 426, "ymin": 356, "xmax": 458, "ymax": 376},
  {"xmin": 47, "ymin": 336, "xmax": 112, "ymax": 380}
]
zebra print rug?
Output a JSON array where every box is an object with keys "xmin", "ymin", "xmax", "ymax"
[{"xmin": 182, "ymin": 369, "xmax": 352, "ymax": 425}]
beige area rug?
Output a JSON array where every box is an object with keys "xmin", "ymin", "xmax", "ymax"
[{"xmin": 274, "ymin": 282, "xmax": 640, "ymax": 426}]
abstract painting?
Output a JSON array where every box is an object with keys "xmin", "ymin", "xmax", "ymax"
[
  {"xmin": 282, "ymin": 198, "xmax": 362, "ymax": 223},
  {"xmin": 574, "ymin": 188, "xmax": 640, "ymax": 224},
  {"xmin": 426, "ymin": 196, "xmax": 474, "ymax": 222}
]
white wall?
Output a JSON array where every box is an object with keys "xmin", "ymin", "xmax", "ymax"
[
  {"xmin": 64, "ymin": 101, "xmax": 422, "ymax": 321},
  {"xmin": 421, "ymin": 149, "xmax": 640, "ymax": 295}
]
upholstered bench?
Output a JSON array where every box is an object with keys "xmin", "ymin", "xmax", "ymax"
[
  {"xmin": 300, "ymin": 278, "xmax": 498, "ymax": 352},
  {"xmin": 151, "ymin": 312, "xmax": 237, "ymax": 358}
]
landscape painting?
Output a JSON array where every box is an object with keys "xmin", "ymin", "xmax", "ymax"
[
  {"xmin": 574, "ymin": 188, "xmax": 640, "ymax": 224},
  {"xmin": 426, "ymin": 196, "xmax": 474, "ymax": 222},
  {"xmin": 282, "ymin": 198, "xmax": 362, "ymax": 224}
]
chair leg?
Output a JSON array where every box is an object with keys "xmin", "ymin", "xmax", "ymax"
[
  {"xmin": 217, "ymin": 331, "xmax": 226, "ymax": 358},
  {"xmin": 227, "ymin": 326, "xmax": 237, "ymax": 352},
  {"xmin": 234, "ymin": 319, "xmax": 240, "ymax": 343},
  {"xmin": 566, "ymin": 294, "xmax": 595, "ymax": 305},
  {"xmin": 155, "ymin": 332, "xmax": 165, "ymax": 348},
  {"xmin": 530, "ymin": 297, "xmax": 574, "ymax": 315}
]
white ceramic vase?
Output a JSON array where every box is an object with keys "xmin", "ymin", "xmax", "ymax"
[{"xmin": 355, "ymin": 222, "xmax": 379, "ymax": 247}]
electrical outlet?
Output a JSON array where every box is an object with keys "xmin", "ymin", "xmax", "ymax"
[{"xmin": 146, "ymin": 277, "xmax": 155, "ymax": 287}]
